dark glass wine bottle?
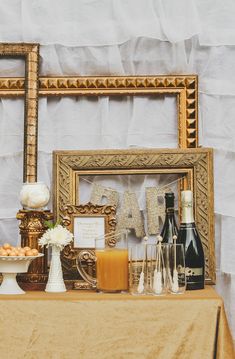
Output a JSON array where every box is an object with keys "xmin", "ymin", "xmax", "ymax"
[
  {"xmin": 178, "ymin": 190, "xmax": 205, "ymax": 290},
  {"xmin": 160, "ymin": 192, "xmax": 178, "ymax": 243}
]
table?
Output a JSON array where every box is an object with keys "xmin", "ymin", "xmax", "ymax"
[{"xmin": 0, "ymin": 286, "xmax": 234, "ymax": 359}]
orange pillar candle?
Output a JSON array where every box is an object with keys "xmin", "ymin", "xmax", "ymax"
[{"xmin": 96, "ymin": 248, "xmax": 129, "ymax": 292}]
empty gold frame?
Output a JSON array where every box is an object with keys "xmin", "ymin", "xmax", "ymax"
[
  {"xmin": 0, "ymin": 43, "xmax": 39, "ymax": 182},
  {"xmin": 53, "ymin": 147, "xmax": 215, "ymax": 284},
  {"xmin": 0, "ymin": 75, "xmax": 198, "ymax": 148}
]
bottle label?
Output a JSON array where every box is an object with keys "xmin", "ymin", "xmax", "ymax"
[
  {"xmin": 177, "ymin": 265, "xmax": 185, "ymax": 274},
  {"xmin": 179, "ymin": 223, "xmax": 195, "ymax": 229},
  {"xmin": 166, "ymin": 208, "xmax": 174, "ymax": 213},
  {"xmin": 185, "ymin": 267, "xmax": 203, "ymax": 276}
]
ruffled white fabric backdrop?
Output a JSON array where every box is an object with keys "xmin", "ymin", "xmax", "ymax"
[{"xmin": 0, "ymin": 0, "xmax": 234, "ymax": 337}]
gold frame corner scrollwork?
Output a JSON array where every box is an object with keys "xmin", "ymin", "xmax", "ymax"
[
  {"xmin": 60, "ymin": 202, "xmax": 117, "ymax": 282},
  {"xmin": 53, "ymin": 147, "xmax": 215, "ymax": 284}
]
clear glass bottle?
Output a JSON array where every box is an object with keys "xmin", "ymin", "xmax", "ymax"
[
  {"xmin": 177, "ymin": 190, "xmax": 205, "ymax": 290},
  {"xmin": 160, "ymin": 192, "xmax": 178, "ymax": 243}
]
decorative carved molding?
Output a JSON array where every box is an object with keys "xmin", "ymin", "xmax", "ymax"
[
  {"xmin": 0, "ymin": 43, "xmax": 39, "ymax": 182},
  {"xmin": 16, "ymin": 209, "xmax": 53, "ymax": 285},
  {"xmin": 0, "ymin": 75, "xmax": 197, "ymax": 92},
  {"xmin": 53, "ymin": 148, "xmax": 215, "ymax": 284},
  {"xmin": 73, "ymin": 280, "xmax": 93, "ymax": 290},
  {"xmin": 0, "ymin": 75, "xmax": 198, "ymax": 148}
]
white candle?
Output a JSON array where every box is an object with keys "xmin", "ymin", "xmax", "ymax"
[{"xmin": 19, "ymin": 182, "xmax": 50, "ymax": 210}]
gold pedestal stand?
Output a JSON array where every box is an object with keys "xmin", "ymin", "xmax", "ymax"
[{"xmin": 16, "ymin": 209, "xmax": 53, "ymax": 290}]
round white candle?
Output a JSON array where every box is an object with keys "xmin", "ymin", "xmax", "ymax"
[{"xmin": 19, "ymin": 182, "xmax": 50, "ymax": 210}]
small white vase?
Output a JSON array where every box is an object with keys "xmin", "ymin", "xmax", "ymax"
[{"xmin": 45, "ymin": 245, "xmax": 66, "ymax": 292}]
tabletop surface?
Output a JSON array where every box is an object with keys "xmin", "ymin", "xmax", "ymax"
[
  {"xmin": 0, "ymin": 285, "xmax": 233, "ymax": 359},
  {"xmin": 0, "ymin": 285, "xmax": 221, "ymax": 301}
]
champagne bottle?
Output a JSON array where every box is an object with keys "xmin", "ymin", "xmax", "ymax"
[
  {"xmin": 178, "ymin": 190, "xmax": 205, "ymax": 290},
  {"xmin": 160, "ymin": 192, "xmax": 178, "ymax": 243}
]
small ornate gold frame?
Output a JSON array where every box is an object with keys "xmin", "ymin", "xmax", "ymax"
[
  {"xmin": 61, "ymin": 202, "xmax": 116, "ymax": 287},
  {"xmin": 0, "ymin": 74, "xmax": 198, "ymax": 148},
  {"xmin": 53, "ymin": 147, "xmax": 215, "ymax": 284},
  {"xmin": 62, "ymin": 202, "xmax": 117, "ymax": 246},
  {"xmin": 0, "ymin": 43, "xmax": 39, "ymax": 182}
]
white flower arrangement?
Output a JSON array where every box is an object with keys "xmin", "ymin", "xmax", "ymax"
[{"xmin": 39, "ymin": 222, "xmax": 73, "ymax": 250}]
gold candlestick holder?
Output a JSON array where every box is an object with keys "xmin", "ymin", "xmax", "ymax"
[{"xmin": 16, "ymin": 209, "xmax": 53, "ymax": 290}]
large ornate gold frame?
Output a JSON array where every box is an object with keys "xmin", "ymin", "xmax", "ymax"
[
  {"xmin": 0, "ymin": 43, "xmax": 39, "ymax": 182},
  {"xmin": 53, "ymin": 147, "xmax": 215, "ymax": 284},
  {"xmin": 0, "ymin": 75, "xmax": 198, "ymax": 148}
]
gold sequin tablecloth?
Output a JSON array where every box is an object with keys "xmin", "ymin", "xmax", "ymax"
[{"xmin": 0, "ymin": 286, "xmax": 234, "ymax": 359}]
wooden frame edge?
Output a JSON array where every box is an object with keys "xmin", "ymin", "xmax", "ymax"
[
  {"xmin": 53, "ymin": 147, "xmax": 215, "ymax": 284},
  {"xmin": 0, "ymin": 43, "xmax": 39, "ymax": 182},
  {"xmin": 0, "ymin": 74, "xmax": 198, "ymax": 148}
]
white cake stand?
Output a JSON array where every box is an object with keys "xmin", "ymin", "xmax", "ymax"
[{"xmin": 0, "ymin": 253, "xmax": 44, "ymax": 295}]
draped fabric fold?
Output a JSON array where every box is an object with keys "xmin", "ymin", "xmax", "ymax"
[
  {"xmin": 0, "ymin": 0, "xmax": 235, "ymax": 46},
  {"xmin": 1, "ymin": 41, "xmax": 235, "ymax": 273},
  {"xmin": 0, "ymin": 289, "xmax": 234, "ymax": 359},
  {"xmin": 0, "ymin": 0, "xmax": 234, "ymax": 338}
]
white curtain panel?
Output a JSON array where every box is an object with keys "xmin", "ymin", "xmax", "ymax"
[{"xmin": 0, "ymin": 0, "xmax": 234, "ymax": 337}]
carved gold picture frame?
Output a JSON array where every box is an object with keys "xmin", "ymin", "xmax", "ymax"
[
  {"xmin": 53, "ymin": 147, "xmax": 215, "ymax": 284},
  {"xmin": 0, "ymin": 74, "xmax": 198, "ymax": 148},
  {"xmin": 0, "ymin": 43, "xmax": 39, "ymax": 182},
  {"xmin": 61, "ymin": 202, "xmax": 116, "ymax": 287}
]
